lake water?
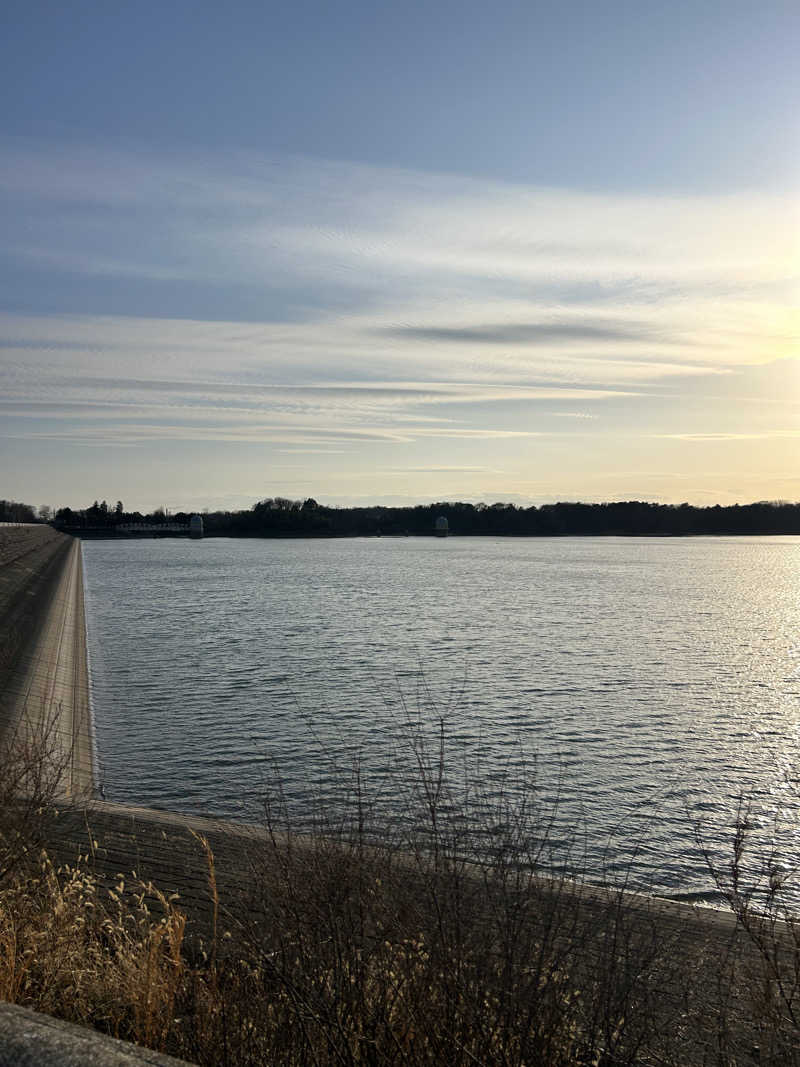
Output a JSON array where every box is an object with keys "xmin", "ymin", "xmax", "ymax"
[{"xmin": 82, "ymin": 536, "xmax": 800, "ymax": 903}]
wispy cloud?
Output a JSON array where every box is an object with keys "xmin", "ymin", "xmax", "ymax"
[
  {"xmin": 0, "ymin": 142, "xmax": 797, "ymax": 506},
  {"xmin": 385, "ymin": 466, "xmax": 503, "ymax": 474},
  {"xmin": 654, "ymin": 431, "xmax": 800, "ymax": 441}
]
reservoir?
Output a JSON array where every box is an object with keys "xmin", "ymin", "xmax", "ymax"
[{"xmin": 83, "ymin": 535, "xmax": 800, "ymax": 903}]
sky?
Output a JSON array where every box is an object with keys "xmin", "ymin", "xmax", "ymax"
[{"xmin": 1, "ymin": 0, "xmax": 798, "ymax": 513}]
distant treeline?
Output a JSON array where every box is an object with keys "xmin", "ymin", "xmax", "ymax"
[
  {"xmin": 53, "ymin": 497, "xmax": 800, "ymax": 537},
  {"xmin": 0, "ymin": 500, "xmax": 40, "ymax": 523}
]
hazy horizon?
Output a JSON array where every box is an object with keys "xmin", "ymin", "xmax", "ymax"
[{"xmin": 1, "ymin": 2, "xmax": 797, "ymax": 513}]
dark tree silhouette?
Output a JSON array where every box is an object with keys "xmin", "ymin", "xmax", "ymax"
[{"xmin": 51, "ymin": 497, "xmax": 800, "ymax": 538}]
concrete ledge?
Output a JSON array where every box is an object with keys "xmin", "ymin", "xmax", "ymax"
[{"xmin": 0, "ymin": 1003, "xmax": 192, "ymax": 1066}]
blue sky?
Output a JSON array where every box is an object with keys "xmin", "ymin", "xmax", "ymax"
[{"xmin": 1, "ymin": 1, "xmax": 797, "ymax": 511}]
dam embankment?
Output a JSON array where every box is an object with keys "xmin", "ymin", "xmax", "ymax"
[
  {"xmin": 0, "ymin": 526, "xmax": 785, "ymax": 1062},
  {"xmin": 0, "ymin": 524, "xmax": 94, "ymax": 797}
]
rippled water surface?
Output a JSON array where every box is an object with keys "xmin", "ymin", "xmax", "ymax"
[{"xmin": 83, "ymin": 536, "xmax": 800, "ymax": 901}]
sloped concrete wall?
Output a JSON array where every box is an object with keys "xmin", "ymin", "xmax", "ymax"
[
  {"xmin": 0, "ymin": 526, "xmax": 72, "ymax": 702},
  {"xmin": 0, "ymin": 526, "xmax": 94, "ymax": 796}
]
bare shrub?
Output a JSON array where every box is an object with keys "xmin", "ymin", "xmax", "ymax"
[
  {"xmin": 0, "ymin": 704, "xmax": 70, "ymax": 885},
  {"xmin": 1, "ymin": 713, "xmax": 786, "ymax": 1065},
  {"xmin": 700, "ymin": 799, "xmax": 800, "ymax": 1065},
  {"xmin": 231, "ymin": 720, "xmax": 697, "ymax": 1066}
]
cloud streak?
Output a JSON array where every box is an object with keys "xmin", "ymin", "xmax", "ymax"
[{"xmin": 379, "ymin": 320, "xmax": 669, "ymax": 346}]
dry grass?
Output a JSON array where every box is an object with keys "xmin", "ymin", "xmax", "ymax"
[
  {"xmin": 0, "ymin": 854, "xmax": 186, "ymax": 1045},
  {"xmin": 0, "ymin": 717, "xmax": 798, "ymax": 1064}
]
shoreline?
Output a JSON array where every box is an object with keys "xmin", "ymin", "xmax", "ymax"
[{"xmin": 48, "ymin": 794, "xmax": 744, "ymax": 937}]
